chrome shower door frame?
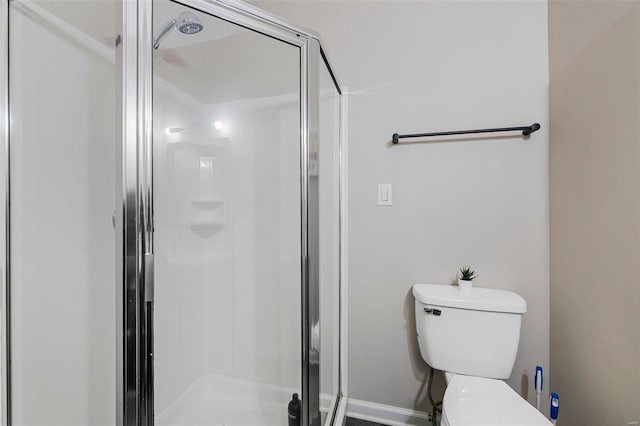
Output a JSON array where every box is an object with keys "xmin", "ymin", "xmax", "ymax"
[
  {"xmin": 118, "ymin": 0, "xmax": 327, "ymax": 425},
  {"xmin": 116, "ymin": 1, "xmax": 152, "ymax": 425},
  {"xmin": 0, "ymin": 0, "xmax": 9, "ymax": 424}
]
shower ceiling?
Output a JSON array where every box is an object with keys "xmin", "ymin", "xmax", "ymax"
[
  {"xmin": 154, "ymin": 33, "xmax": 301, "ymax": 105},
  {"xmin": 153, "ymin": 0, "xmax": 300, "ymax": 105}
]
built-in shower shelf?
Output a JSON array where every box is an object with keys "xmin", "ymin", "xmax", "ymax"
[
  {"xmin": 191, "ymin": 198, "xmax": 224, "ymax": 209},
  {"xmin": 189, "ymin": 219, "xmax": 224, "ymax": 238}
]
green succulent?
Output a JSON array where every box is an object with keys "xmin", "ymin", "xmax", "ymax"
[{"xmin": 459, "ymin": 266, "xmax": 477, "ymax": 281}]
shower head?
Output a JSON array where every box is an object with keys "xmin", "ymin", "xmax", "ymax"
[
  {"xmin": 177, "ymin": 14, "xmax": 204, "ymax": 35},
  {"xmin": 154, "ymin": 12, "xmax": 203, "ymax": 50}
]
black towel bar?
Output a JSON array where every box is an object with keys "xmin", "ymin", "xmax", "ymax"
[{"xmin": 392, "ymin": 123, "xmax": 541, "ymax": 144}]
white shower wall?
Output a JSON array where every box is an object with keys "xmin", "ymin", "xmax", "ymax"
[{"xmin": 153, "ymin": 78, "xmax": 304, "ymax": 420}]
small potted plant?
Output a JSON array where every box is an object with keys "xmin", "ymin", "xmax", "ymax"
[{"xmin": 458, "ymin": 266, "xmax": 477, "ymax": 293}]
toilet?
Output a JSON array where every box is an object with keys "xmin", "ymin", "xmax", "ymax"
[{"xmin": 413, "ymin": 283, "xmax": 552, "ymax": 426}]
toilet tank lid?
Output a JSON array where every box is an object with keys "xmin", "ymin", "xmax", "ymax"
[{"xmin": 413, "ymin": 283, "xmax": 526, "ymax": 314}]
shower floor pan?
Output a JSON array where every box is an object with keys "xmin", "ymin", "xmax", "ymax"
[{"xmin": 157, "ymin": 374, "xmax": 332, "ymax": 426}]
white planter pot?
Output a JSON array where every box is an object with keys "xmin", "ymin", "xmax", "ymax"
[{"xmin": 458, "ymin": 279, "xmax": 473, "ymax": 293}]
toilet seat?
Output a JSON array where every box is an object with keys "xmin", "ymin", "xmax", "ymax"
[{"xmin": 441, "ymin": 375, "xmax": 552, "ymax": 426}]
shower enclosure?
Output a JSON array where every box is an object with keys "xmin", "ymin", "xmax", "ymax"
[{"xmin": 0, "ymin": 0, "xmax": 343, "ymax": 424}]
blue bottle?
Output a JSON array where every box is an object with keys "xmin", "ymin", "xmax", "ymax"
[{"xmin": 550, "ymin": 392, "xmax": 559, "ymax": 425}]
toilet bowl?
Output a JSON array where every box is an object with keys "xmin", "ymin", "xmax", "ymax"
[
  {"xmin": 440, "ymin": 375, "xmax": 551, "ymax": 426},
  {"xmin": 413, "ymin": 284, "xmax": 552, "ymax": 426}
]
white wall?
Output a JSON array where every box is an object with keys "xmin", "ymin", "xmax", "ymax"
[{"xmin": 252, "ymin": 0, "xmax": 550, "ymax": 414}]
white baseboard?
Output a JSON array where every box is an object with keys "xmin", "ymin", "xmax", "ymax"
[{"xmin": 345, "ymin": 398, "xmax": 431, "ymax": 426}]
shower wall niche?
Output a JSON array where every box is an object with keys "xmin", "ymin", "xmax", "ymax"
[{"xmin": 164, "ymin": 139, "xmax": 230, "ymax": 251}]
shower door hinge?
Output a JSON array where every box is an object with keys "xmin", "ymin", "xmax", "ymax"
[{"xmin": 144, "ymin": 253, "xmax": 154, "ymax": 302}]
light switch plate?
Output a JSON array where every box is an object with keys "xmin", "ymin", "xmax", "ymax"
[{"xmin": 378, "ymin": 183, "xmax": 392, "ymax": 206}]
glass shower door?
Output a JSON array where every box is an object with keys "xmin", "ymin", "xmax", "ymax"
[
  {"xmin": 6, "ymin": 1, "xmax": 117, "ymax": 424},
  {"xmin": 319, "ymin": 57, "xmax": 341, "ymax": 425},
  {"xmin": 152, "ymin": 1, "xmax": 302, "ymax": 424}
]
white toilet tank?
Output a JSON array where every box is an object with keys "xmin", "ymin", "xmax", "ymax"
[{"xmin": 413, "ymin": 283, "xmax": 527, "ymax": 379}]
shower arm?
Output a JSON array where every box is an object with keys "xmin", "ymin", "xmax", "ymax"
[{"xmin": 153, "ymin": 19, "xmax": 177, "ymax": 50}]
